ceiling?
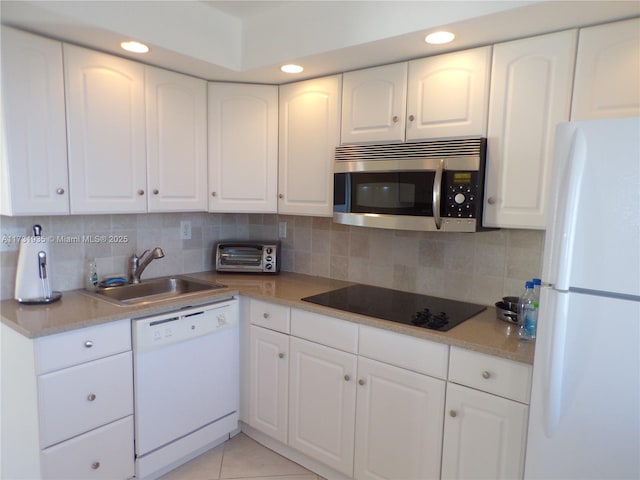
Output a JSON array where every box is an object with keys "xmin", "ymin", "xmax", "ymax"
[{"xmin": 1, "ymin": 1, "xmax": 639, "ymax": 84}]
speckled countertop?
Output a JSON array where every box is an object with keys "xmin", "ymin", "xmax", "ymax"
[{"xmin": 0, "ymin": 271, "xmax": 534, "ymax": 365}]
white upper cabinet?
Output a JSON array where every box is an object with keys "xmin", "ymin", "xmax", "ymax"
[
  {"xmin": 208, "ymin": 83, "xmax": 278, "ymax": 213},
  {"xmin": 65, "ymin": 44, "xmax": 147, "ymax": 214},
  {"xmin": 407, "ymin": 47, "xmax": 491, "ymax": 140},
  {"xmin": 146, "ymin": 67, "xmax": 207, "ymax": 212},
  {"xmin": 341, "ymin": 63, "xmax": 408, "ymax": 144},
  {"xmin": 571, "ymin": 18, "xmax": 640, "ymax": 121},
  {"xmin": 278, "ymin": 75, "xmax": 341, "ymax": 216},
  {"xmin": 484, "ymin": 30, "xmax": 577, "ymax": 229},
  {"xmin": 1, "ymin": 27, "xmax": 69, "ymax": 216}
]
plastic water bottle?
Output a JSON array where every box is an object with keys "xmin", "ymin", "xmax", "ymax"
[
  {"xmin": 85, "ymin": 258, "xmax": 98, "ymax": 291},
  {"xmin": 518, "ymin": 281, "xmax": 536, "ymax": 341}
]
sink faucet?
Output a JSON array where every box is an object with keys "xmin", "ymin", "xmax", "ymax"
[{"xmin": 129, "ymin": 247, "xmax": 165, "ymax": 284}]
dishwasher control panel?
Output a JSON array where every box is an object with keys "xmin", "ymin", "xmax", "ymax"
[{"xmin": 132, "ymin": 298, "xmax": 238, "ymax": 353}]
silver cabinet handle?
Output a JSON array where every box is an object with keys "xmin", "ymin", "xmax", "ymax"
[
  {"xmin": 408, "ymin": 114, "xmax": 415, "ymax": 122},
  {"xmin": 84, "ymin": 340, "xmax": 93, "ymax": 348},
  {"xmin": 56, "ymin": 188, "xmax": 65, "ymax": 195},
  {"xmin": 487, "ymin": 197, "xmax": 496, "ymax": 205},
  {"xmin": 263, "ymin": 312, "xmax": 270, "ymax": 319},
  {"xmin": 278, "ymin": 353, "xmax": 285, "ymax": 359},
  {"xmin": 91, "ymin": 462, "xmax": 100, "ymax": 470},
  {"xmin": 358, "ymin": 379, "xmax": 366, "ymax": 386},
  {"xmin": 138, "ymin": 189, "xmax": 145, "ymax": 196},
  {"xmin": 450, "ymin": 410, "xmax": 458, "ymax": 418},
  {"xmin": 153, "ymin": 189, "xmax": 159, "ymax": 195},
  {"xmin": 482, "ymin": 370, "xmax": 491, "ymax": 379},
  {"xmin": 278, "ymin": 194, "xmax": 284, "ymax": 199},
  {"xmin": 211, "ymin": 192, "xmax": 217, "ymax": 197},
  {"xmin": 344, "ymin": 374, "xmax": 350, "ymax": 381},
  {"xmin": 392, "ymin": 115, "xmax": 399, "ymax": 123},
  {"xmin": 87, "ymin": 393, "xmax": 96, "ymax": 401}
]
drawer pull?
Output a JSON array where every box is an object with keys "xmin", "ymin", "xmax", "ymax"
[
  {"xmin": 358, "ymin": 379, "xmax": 366, "ymax": 386},
  {"xmin": 263, "ymin": 312, "xmax": 270, "ymax": 319},
  {"xmin": 87, "ymin": 393, "xmax": 96, "ymax": 401},
  {"xmin": 84, "ymin": 340, "xmax": 94, "ymax": 348},
  {"xmin": 91, "ymin": 461, "xmax": 100, "ymax": 470},
  {"xmin": 344, "ymin": 374, "xmax": 351, "ymax": 381},
  {"xmin": 449, "ymin": 410, "xmax": 458, "ymax": 418},
  {"xmin": 482, "ymin": 370, "xmax": 491, "ymax": 379},
  {"xmin": 278, "ymin": 353, "xmax": 285, "ymax": 359}
]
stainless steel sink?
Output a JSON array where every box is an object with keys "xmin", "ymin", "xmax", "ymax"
[{"xmin": 89, "ymin": 276, "xmax": 226, "ymax": 306}]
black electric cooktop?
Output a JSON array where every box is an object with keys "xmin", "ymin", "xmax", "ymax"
[{"xmin": 302, "ymin": 284, "xmax": 486, "ymax": 332}]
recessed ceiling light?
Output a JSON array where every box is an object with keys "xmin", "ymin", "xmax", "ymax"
[
  {"xmin": 425, "ymin": 31, "xmax": 455, "ymax": 45},
  {"xmin": 120, "ymin": 41, "xmax": 150, "ymax": 53},
  {"xmin": 281, "ymin": 64, "xmax": 304, "ymax": 74}
]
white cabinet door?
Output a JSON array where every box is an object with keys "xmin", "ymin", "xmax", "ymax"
[
  {"xmin": 406, "ymin": 46, "xmax": 491, "ymax": 140},
  {"xmin": 289, "ymin": 336, "xmax": 356, "ymax": 476},
  {"xmin": 571, "ymin": 18, "xmax": 640, "ymax": 120},
  {"xmin": 341, "ymin": 63, "xmax": 407, "ymax": 144},
  {"xmin": 65, "ymin": 44, "xmax": 147, "ymax": 214},
  {"xmin": 249, "ymin": 325, "xmax": 289, "ymax": 443},
  {"xmin": 208, "ymin": 83, "xmax": 278, "ymax": 213},
  {"xmin": 441, "ymin": 383, "xmax": 528, "ymax": 480},
  {"xmin": 484, "ymin": 30, "xmax": 577, "ymax": 229},
  {"xmin": 278, "ymin": 75, "xmax": 341, "ymax": 216},
  {"xmin": 1, "ymin": 27, "xmax": 69, "ymax": 215},
  {"xmin": 353, "ymin": 357, "xmax": 445, "ymax": 480},
  {"xmin": 146, "ymin": 66, "xmax": 207, "ymax": 212}
]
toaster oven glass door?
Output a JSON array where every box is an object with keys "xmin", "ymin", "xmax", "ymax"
[{"xmin": 218, "ymin": 246, "xmax": 263, "ymax": 267}]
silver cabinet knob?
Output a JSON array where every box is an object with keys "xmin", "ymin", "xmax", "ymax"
[
  {"xmin": 91, "ymin": 462, "xmax": 100, "ymax": 470},
  {"xmin": 408, "ymin": 114, "xmax": 415, "ymax": 122},
  {"xmin": 56, "ymin": 188, "xmax": 65, "ymax": 195},
  {"xmin": 263, "ymin": 312, "xmax": 270, "ymax": 319},
  {"xmin": 482, "ymin": 371, "xmax": 491, "ymax": 379},
  {"xmin": 358, "ymin": 379, "xmax": 366, "ymax": 386},
  {"xmin": 278, "ymin": 353, "xmax": 285, "ymax": 359},
  {"xmin": 487, "ymin": 197, "xmax": 496, "ymax": 205},
  {"xmin": 450, "ymin": 410, "xmax": 458, "ymax": 418},
  {"xmin": 138, "ymin": 189, "xmax": 145, "ymax": 196},
  {"xmin": 278, "ymin": 194, "xmax": 284, "ymax": 199},
  {"xmin": 344, "ymin": 374, "xmax": 350, "ymax": 381},
  {"xmin": 84, "ymin": 340, "xmax": 93, "ymax": 348},
  {"xmin": 87, "ymin": 393, "xmax": 96, "ymax": 401},
  {"xmin": 153, "ymin": 189, "xmax": 159, "ymax": 195},
  {"xmin": 211, "ymin": 192, "xmax": 217, "ymax": 197},
  {"xmin": 392, "ymin": 115, "xmax": 399, "ymax": 123}
]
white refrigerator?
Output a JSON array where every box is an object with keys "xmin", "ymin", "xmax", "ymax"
[{"xmin": 524, "ymin": 116, "xmax": 640, "ymax": 479}]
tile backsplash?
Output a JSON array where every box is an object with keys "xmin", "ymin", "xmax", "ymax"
[{"xmin": 0, "ymin": 213, "xmax": 543, "ymax": 305}]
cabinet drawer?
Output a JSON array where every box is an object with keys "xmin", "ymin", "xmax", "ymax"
[
  {"xmin": 291, "ymin": 308, "xmax": 358, "ymax": 354},
  {"xmin": 448, "ymin": 347, "xmax": 532, "ymax": 403},
  {"xmin": 249, "ymin": 298, "xmax": 290, "ymax": 334},
  {"xmin": 359, "ymin": 325, "xmax": 449, "ymax": 379},
  {"xmin": 35, "ymin": 319, "xmax": 131, "ymax": 374},
  {"xmin": 41, "ymin": 415, "xmax": 134, "ymax": 480},
  {"xmin": 38, "ymin": 351, "xmax": 134, "ymax": 448}
]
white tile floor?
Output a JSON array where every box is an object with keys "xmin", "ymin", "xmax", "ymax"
[{"xmin": 159, "ymin": 433, "xmax": 324, "ymax": 480}]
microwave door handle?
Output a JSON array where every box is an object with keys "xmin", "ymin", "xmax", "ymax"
[{"xmin": 432, "ymin": 159, "xmax": 444, "ymax": 230}]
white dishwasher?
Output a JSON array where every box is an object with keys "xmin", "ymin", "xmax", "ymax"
[{"xmin": 132, "ymin": 297, "xmax": 239, "ymax": 479}]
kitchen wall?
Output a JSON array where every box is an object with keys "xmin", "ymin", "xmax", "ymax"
[{"xmin": 0, "ymin": 213, "xmax": 543, "ymax": 305}]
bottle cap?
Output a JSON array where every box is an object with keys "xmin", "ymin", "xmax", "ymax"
[
  {"xmin": 526, "ymin": 281, "xmax": 534, "ymax": 288},
  {"xmin": 532, "ymin": 278, "xmax": 541, "ymax": 286}
]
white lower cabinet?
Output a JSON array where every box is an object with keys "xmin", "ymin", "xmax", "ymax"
[
  {"xmin": 40, "ymin": 416, "xmax": 134, "ymax": 480},
  {"xmin": 441, "ymin": 383, "xmax": 528, "ymax": 480},
  {"xmin": 354, "ymin": 357, "xmax": 445, "ymax": 480},
  {"xmin": 249, "ymin": 325, "xmax": 289, "ymax": 443},
  {"xmin": 288, "ymin": 336, "xmax": 357, "ymax": 477}
]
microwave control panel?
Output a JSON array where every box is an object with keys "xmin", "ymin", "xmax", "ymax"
[{"xmin": 442, "ymin": 171, "xmax": 481, "ymax": 218}]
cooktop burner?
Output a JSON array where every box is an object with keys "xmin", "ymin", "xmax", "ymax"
[{"xmin": 302, "ymin": 284, "xmax": 486, "ymax": 332}]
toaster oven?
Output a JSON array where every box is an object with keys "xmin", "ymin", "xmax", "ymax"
[{"xmin": 215, "ymin": 241, "xmax": 280, "ymax": 273}]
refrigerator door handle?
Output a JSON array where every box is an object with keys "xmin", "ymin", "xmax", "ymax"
[
  {"xmin": 543, "ymin": 288, "xmax": 569, "ymax": 437},
  {"xmin": 553, "ymin": 129, "xmax": 587, "ymax": 291}
]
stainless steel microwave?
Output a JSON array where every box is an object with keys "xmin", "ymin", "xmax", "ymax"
[{"xmin": 333, "ymin": 138, "xmax": 490, "ymax": 232}]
